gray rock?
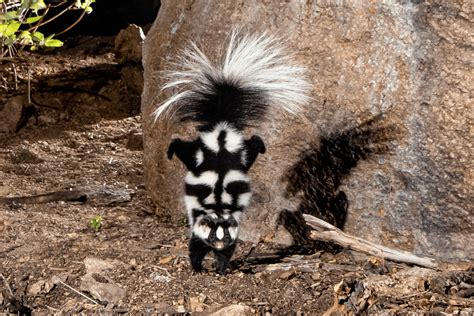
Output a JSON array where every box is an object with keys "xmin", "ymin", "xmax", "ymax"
[
  {"xmin": 141, "ymin": 1, "xmax": 473, "ymax": 261},
  {"xmin": 209, "ymin": 304, "xmax": 253, "ymax": 316},
  {"xmin": 84, "ymin": 257, "xmax": 118, "ymax": 274},
  {"xmin": 115, "ymin": 24, "xmax": 145, "ymax": 63},
  {"xmin": 80, "ymin": 273, "xmax": 126, "ymax": 304},
  {"xmin": 0, "ymin": 96, "xmax": 25, "ymax": 133},
  {"xmin": 126, "ymin": 130, "xmax": 144, "ymax": 151}
]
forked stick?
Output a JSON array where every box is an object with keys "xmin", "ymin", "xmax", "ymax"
[{"xmin": 303, "ymin": 214, "xmax": 438, "ymax": 269}]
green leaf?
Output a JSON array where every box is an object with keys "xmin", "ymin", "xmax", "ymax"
[
  {"xmin": 19, "ymin": 31, "xmax": 33, "ymax": 45},
  {"xmin": 4, "ymin": 22, "xmax": 20, "ymax": 37},
  {"xmin": 1, "ymin": 10, "xmax": 19, "ymax": 21},
  {"xmin": 19, "ymin": 30, "xmax": 31, "ymax": 38},
  {"xmin": 31, "ymin": 31, "xmax": 44, "ymax": 42},
  {"xmin": 30, "ymin": 0, "xmax": 46, "ymax": 13},
  {"xmin": 20, "ymin": 0, "xmax": 32, "ymax": 12},
  {"xmin": 44, "ymin": 38, "xmax": 63, "ymax": 47},
  {"xmin": 0, "ymin": 24, "xmax": 7, "ymax": 35},
  {"xmin": 89, "ymin": 215, "xmax": 103, "ymax": 231},
  {"xmin": 4, "ymin": 36, "xmax": 16, "ymax": 46},
  {"xmin": 25, "ymin": 15, "xmax": 42, "ymax": 24}
]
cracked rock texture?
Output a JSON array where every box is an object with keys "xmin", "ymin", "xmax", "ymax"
[{"xmin": 141, "ymin": 0, "xmax": 473, "ymax": 261}]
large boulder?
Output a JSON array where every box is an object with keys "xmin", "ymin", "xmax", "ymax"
[{"xmin": 141, "ymin": 1, "xmax": 473, "ymax": 261}]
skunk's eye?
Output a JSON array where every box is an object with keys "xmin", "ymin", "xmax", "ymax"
[
  {"xmin": 226, "ymin": 181, "xmax": 250, "ymax": 195},
  {"xmin": 199, "ymin": 218, "xmax": 211, "ymax": 226}
]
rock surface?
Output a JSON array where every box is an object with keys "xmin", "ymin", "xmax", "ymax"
[
  {"xmin": 0, "ymin": 96, "xmax": 26, "ymax": 133},
  {"xmin": 141, "ymin": 0, "xmax": 473, "ymax": 261},
  {"xmin": 80, "ymin": 258, "xmax": 126, "ymax": 304}
]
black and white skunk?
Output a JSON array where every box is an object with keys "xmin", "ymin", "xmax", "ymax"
[{"xmin": 153, "ymin": 31, "xmax": 311, "ymax": 274}]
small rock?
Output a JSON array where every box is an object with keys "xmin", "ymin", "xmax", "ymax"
[
  {"xmin": 154, "ymin": 302, "xmax": 173, "ymax": 313},
  {"xmin": 80, "ymin": 273, "xmax": 126, "ymax": 304},
  {"xmin": 129, "ymin": 258, "xmax": 137, "ymax": 267},
  {"xmin": 277, "ymin": 270, "xmax": 294, "ymax": 280},
  {"xmin": 209, "ymin": 304, "xmax": 253, "ymax": 316},
  {"xmin": 28, "ymin": 279, "xmax": 54, "ymax": 296},
  {"xmin": 311, "ymin": 272, "xmax": 321, "ymax": 281},
  {"xmin": 84, "ymin": 257, "xmax": 118, "ymax": 274},
  {"xmin": 0, "ymin": 96, "xmax": 25, "ymax": 133},
  {"xmin": 9, "ymin": 147, "xmax": 43, "ymax": 164},
  {"xmin": 189, "ymin": 294, "xmax": 207, "ymax": 312},
  {"xmin": 159, "ymin": 255, "xmax": 175, "ymax": 265},
  {"xmin": 37, "ymin": 114, "xmax": 57, "ymax": 126},
  {"xmin": 51, "ymin": 272, "xmax": 69, "ymax": 285},
  {"xmin": 114, "ymin": 24, "xmax": 145, "ymax": 63},
  {"xmin": 0, "ymin": 292, "xmax": 3, "ymax": 305},
  {"xmin": 176, "ymin": 305, "xmax": 186, "ymax": 313},
  {"xmin": 126, "ymin": 130, "xmax": 143, "ymax": 151}
]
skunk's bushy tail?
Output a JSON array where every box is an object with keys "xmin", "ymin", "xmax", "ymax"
[{"xmin": 153, "ymin": 30, "xmax": 312, "ymax": 130}]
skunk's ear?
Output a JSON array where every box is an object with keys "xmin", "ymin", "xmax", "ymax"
[
  {"xmin": 243, "ymin": 135, "xmax": 266, "ymax": 171},
  {"xmin": 167, "ymin": 138, "xmax": 200, "ymax": 170}
]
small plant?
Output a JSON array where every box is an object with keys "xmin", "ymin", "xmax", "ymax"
[
  {"xmin": 89, "ymin": 215, "xmax": 102, "ymax": 231},
  {"xmin": 0, "ymin": 0, "xmax": 95, "ymax": 58}
]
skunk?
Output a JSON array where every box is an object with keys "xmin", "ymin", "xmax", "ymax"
[{"xmin": 154, "ymin": 30, "xmax": 311, "ymax": 274}]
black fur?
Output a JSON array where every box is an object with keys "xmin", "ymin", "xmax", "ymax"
[{"xmin": 175, "ymin": 80, "xmax": 268, "ymax": 131}]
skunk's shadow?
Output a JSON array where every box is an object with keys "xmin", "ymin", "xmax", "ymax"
[{"xmin": 279, "ymin": 114, "xmax": 400, "ymax": 252}]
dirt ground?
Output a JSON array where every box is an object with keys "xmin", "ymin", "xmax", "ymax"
[{"xmin": 0, "ymin": 36, "xmax": 473, "ymax": 315}]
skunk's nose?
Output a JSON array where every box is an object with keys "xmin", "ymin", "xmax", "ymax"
[{"xmin": 213, "ymin": 241, "xmax": 225, "ymax": 250}]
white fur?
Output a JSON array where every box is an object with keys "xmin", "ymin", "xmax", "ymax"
[
  {"xmin": 184, "ymin": 195, "xmax": 202, "ymax": 225},
  {"xmin": 195, "ymin": 150, "xmax": 204, "ymax": 166},
  {"xmin": 200, "ymin": 123, "xmax": 243, "ymax": 153},
  {"xmin": 193, "ymin": 222, "xmax": 211, "ymax": 240},
  {"xmin": 233, "ymin": 211, "xmax": 243, "ymax": 222},
  {"xmin": 223, "ymin": 125, "xmax": 244, "ymax": 153},
  {"xmin": 203, "ymin": 193, "xmax": 215, "ymax": 204},
  {"xmin": 185, "ymin": 171, "xmax": 219, "ymax": 187},
  {"xmin": 229, "ymin": 226, "xmax": 239, "ymax": 240},
  {"xmin": 221, "ymin": 192, "xmax": 233, "ymax": 204},
  {"xmin": 223, "ymin": 170, "xmax": 249, "ymax": 187},
  {"xmin": 216, "ymin": 226, "xmax": 224, "ymax": 240},
  {"xmin": 200, "ymin": 128, "xmax": 220, "ymax": 153},
  {"xmin": 153, "ymin": 30, "xmax": 312, "ymax": 121},
  {"xmin": 237, "ymin": 192, "xmax": 252, "ymax": 207}
]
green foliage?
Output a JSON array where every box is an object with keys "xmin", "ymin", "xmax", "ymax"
[
  {"xmin": 0, "ymin": 0, "xmax": 95, "ymax": 57},
  {"xmin": 89, "ymin": 215, "xmax": 103, "ymax": 232}
]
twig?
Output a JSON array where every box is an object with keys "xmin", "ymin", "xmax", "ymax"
[
  {"xmin": 303, "ymin": 214, "xmax": 439, "ymax": 269},
  {"xmin": 56, "ymin": 8, "xmax": 88, "ymax": 36},
  {"xmin": 27, "ymin": 66, "xmax": 31, "ymax": 104},
  {"xmin": 397, "ymin": 290, "xmax": 430, "ymax": 300},
  {"xmin": 56, "ymin": 280, "xmax": 99, "ymax": 305},
  {"xmin": 153, "ymin": 265, "xmax": 172, "ymax": 277},
  {"xmin": 0, "ymin": 273, "xmax": 14, "ymax": 297},
  {"xmin": 45, "ymin": 305, "xmax": 60, "ymax": 312},
  {"xmin": 27, "ymin": 3, "xmax": 73, "ymax": 31}
]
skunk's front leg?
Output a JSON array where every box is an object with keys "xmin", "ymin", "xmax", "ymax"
[
  {"xmin": 189, "ymin": 236, "xmax": 210, "ymax": 273},
  {"xmin": 167, "ymin": 138, "xmax": 200, "ymax": 171},
  {"xmin": 213, "ymin": 243, "xmax": 236, "ymax": 275}
]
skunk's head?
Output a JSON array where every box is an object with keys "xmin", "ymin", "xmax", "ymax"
[{"xmin": 192, "ymin": 213, "xmax": 239, "ymax": 250}]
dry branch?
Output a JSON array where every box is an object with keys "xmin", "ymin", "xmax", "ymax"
[
  {"xmin": 303, "ymin": 214, "xmax": 438, "ymax": 269},
  {"xmin": 0, "ymin": 186, "xmax": 134, "ymax": 206}
]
